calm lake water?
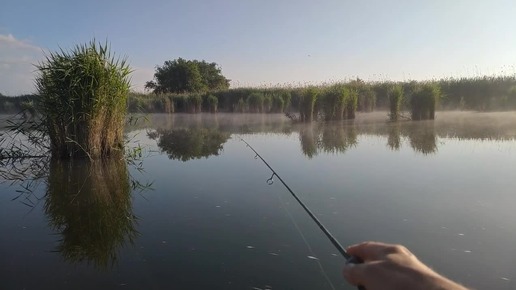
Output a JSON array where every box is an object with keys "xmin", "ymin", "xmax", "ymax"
[{"xmin": 1, "ymin": 112, "xmax": 516, "ymax": 290}]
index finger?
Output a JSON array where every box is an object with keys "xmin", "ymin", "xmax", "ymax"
[{"xmin": 346, "ymin": 241, "xmax": 401, "ymax": 261}]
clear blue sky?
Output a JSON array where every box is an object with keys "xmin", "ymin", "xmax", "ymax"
[{"xmin": 1, "ymin": 0, "xmax": 516, "ymax": 95}]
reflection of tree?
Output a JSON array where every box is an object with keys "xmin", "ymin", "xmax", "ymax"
[
  {"xmin": 155, "ymin": 128, "xmax": 230, "ymax": 161},
  {"xmin": 407, "ymin": 122, "xmax": 437, "ymax": 154},
  {"xmin": 44, "ymin": 158, "xmax": 138, "ymax": 269}
]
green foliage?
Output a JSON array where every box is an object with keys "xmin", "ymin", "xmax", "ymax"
[
  {"xmin": 263, "ymin": 92, "xmax": 272, "ymax": 113},
  {"xmin": 271, "ymin": 93, "xmax": 285, "ymax": 113},
  {"xmin": 320, "ymin": 86, "xmax": 340, "ymax": 121},
  {"xmin": 320, "ymin": 85, "xmax": 354, "ymax": 121},
  {"xmin": 207, "ymin": 94, "xmax": 218, "ymax": 113},
  {"xmin": 145, "ymin": 58, "xmax": 229, "ymax": 94},
  {"xmin": 506, "ymin": 86, "xmax": 516, "ymax": 108},
  {"xmin": 388, "ymin": 84, "xmax": 404, "ymax": 121},
  {"xmin": 247, "ymin": 92, "xmax": 264, "ymax": 113},
  {"xmin": 358, "ymin": 86, "xmax": 376, "ymax": 112},
  {"xmin": 35, "ymin": 40, "xmax": 131, "ymax": 159},
  {"xmin": 345, "ymin": 88, "xmax": 358, "ymax": 119},
  {"xmin": 299, "ymin": 87, "xmax": 319, "ymax": 122},
  {"xmin": 235, "ymin": 98, "xmax": 246, "ymax": 113},
  {"xmin": 0, "ymin": 94, "xmax": 38, "ymax": 114},
  {"xmin": 186, "ymin": 94, "xmax": 203, "ymax": 113},
  {"xmin": 120, "ymin": 75, "xmax": 516, "ymax": 117},
  {"xmin": 410, "ymin": 83, "xmax": 440, "ymax": 120}
]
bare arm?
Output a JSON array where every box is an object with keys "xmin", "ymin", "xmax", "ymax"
[{"xmin": 343, "ymin": 241, "xmax": 470, "ymax": 290}]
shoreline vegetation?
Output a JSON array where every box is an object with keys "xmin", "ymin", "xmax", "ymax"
[{"xmin": 2, "ymin": 75, "xmax": 516, "ymax": 120}]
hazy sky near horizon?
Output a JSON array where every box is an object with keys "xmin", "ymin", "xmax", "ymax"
[{"xmin": 1, "ymin": 0, "xmax": 516, "ymax": 95}]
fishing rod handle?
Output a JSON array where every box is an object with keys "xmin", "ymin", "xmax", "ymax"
[{"xmin": 346, "ymin": 256, "xmax": 366, "ymax": 290}]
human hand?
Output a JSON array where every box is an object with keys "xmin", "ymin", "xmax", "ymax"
[{"xmin": 343, "ymin": 241, "xmax": 470, "ymax": 290}]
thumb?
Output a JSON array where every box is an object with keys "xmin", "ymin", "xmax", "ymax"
[{"xmin": 343, "ymin": 262, "xmax": 368, "ymax": 286}]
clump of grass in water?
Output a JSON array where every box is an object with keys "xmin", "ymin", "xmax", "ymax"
[
  {"xmin": 320, "ymin": 85, "xmax": 342, "ymax": 121},
  {"xmin": 388, "ymin": 84, "xmax": 404, "ymax": 121},
  {"xmin": 410, "ymin": 83, "xmax": 440, "ymax": 120},
  {"xmin": 35, "ymin": 40, "xmax": 131, "ymax": 159},
  {"xmin": 247, "ymin": 92, "xmax": 264, "ymax": 113},
  {"xmin": 186, "ymin": 94, "xmax": 202, "ymax": 113},
  {"xmin": 344, "ymin": 87, "xmax": 358, "ymax": 119},
  {"xmin": 299, "ymin": 87, "xmax": 319, "ymax": 122},
  {"xmin": 206, "ymin": 94, "xmax": 218, "ymax": 113}
]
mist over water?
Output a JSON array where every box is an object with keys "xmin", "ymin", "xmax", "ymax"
[{"xmin": 1, "ymin": 112, "xmax": 516, "ymax": 290}]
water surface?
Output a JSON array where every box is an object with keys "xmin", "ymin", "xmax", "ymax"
[{"xmin": 1, "ymin": 112, "xmax": 516, "ymax": 290}]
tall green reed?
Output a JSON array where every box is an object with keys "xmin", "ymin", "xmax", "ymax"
[
  {"xmin": 299, "ymin": 87, "xmax": 319, "ymax": 122},
  {"xmin": 35, "ymin": 40, "xmax": 131, "ymax": 159},
  {"xmin": 410, "ymin": 83, "xmax": 440, "ymax": 120},
  {"xmin": 388, "ymin": 84, "xmax": 404, "ymax": 121}
]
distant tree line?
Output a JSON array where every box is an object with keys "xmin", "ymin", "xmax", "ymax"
[
  {"xmin": 0, "ymin": 94, "xmax": 38, "ymax": 114},
  {"xmin": 125, "ymin": 75, "xmax": 516, "ymax": 119},
  {"xmin": 2, "ymin": 57, "xmax": 516, "ymax": 120}
]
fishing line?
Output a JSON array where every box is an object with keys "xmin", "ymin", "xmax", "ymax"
[
  {"xmin": 239, "ymin": 137, "xmax": 354, "ymax": 259},
  {"xmin": 239, "ymin": 137, "xmax": 365, "ymax": 289},
  {"xmin": 273, "ymin": 181, "xmax": 337, "ymax": 290}
]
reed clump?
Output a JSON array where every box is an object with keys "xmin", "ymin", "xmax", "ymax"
[
  {"xmin": 345, "ymin": 87, "xmax": 358, "ymax": 119},
  {"xmin": 320, "ymin": 86, "xmax": 341, "ymax": 121},
  {"xmin": 235, "ymin": 98, "xmax": 246, "ymax": 113},
  {"xmin": 388, "ymin": 84, "xmax": 404, "ymax": 121},
  {"xmin": 247, "ymin": 92, "xmax": 265, "ymax": 113},
  {"xmin": 35, "ymin": 41, "xmax": 131, "ymax": 159},
  {"xmin": 185, "ymin": 94, "xmax": 202, "ymax": 113},
  {"xmin": 299, "ymin": 87, "xmax": 319, "ymax": 122},
  {"xmin": 357, "ymin": 86, "xmax": 376, "ymax": 112},
  {"xmin": 410, "ymin": 83, "xmax": 440, "ymax": 120},
  {"xmin": 207, "ymin": 95, "xmax": 218, "ymax": 113}
]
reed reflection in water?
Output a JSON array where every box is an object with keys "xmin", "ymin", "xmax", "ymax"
[{"xmin": 44, "ymin": 157, "xmax": 138, "ymax": 268}]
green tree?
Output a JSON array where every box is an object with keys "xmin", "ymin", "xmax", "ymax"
[
  {"xmin": 194, "ymin": 60, "xmax": 230, "ymax": 91},
  {"xmin": 145, "ymin": 58, "xmax": 229, "ymax": 94}
]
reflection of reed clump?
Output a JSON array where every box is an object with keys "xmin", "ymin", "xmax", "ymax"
[
  {"xmin": 387, "ymin": 123, "xmax": 401, "ymax": 151},
  {"xmin": 299, "ymin": 123, "xmax": 357, "ymax": 157},
  {"xmin": 321, "ymin": 124, "xmax": 357, "ymax": 154},
  {"xmin": 384, "ymin": 121, "xmax": 438, "ymax": 154},
  {"xmin": 44, "ymin": 158, "xmax": 137, "ymax": 268},
  {"xmin": 407, "ymin": 122, "xmax": 437, "ymax": 154},
  {"xmin": 299, "ymin": 125, "xmax": 318, "ymax": 158}
]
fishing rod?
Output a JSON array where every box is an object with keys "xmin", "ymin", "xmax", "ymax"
[{"xmin": 238, "ymin": 137, "xmax": 364, "ymax": 272}]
